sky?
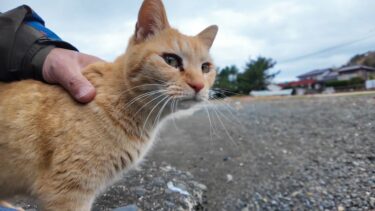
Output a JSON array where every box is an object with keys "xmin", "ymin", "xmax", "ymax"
[{"xmin": 2, "ymin": 0, "xmax": 375, "ymax": 82}]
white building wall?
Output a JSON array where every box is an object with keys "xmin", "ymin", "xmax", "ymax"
[
  {"xmin": 337, "ymin": 72, "xmax": 361, "ymax": 81},
  {"xmin": 366, "ymin": 80, "xmax": 375, "ymax": 89}
]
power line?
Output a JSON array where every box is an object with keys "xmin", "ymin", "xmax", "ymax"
[{"xmin": 279, "ymin": 32, "xmax": 375, "ymax": 64}]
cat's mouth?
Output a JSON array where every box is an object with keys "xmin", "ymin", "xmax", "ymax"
[{"xmin": 164, "ymin": 87, "xmax": 208, "ymax": 110}]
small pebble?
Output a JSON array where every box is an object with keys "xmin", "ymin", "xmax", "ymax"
[
  {"xmin": 370, "ymin": 197, "xmax": 375, "ymax": 208},
  {"xmin": 227, "ymin": 174, "xmax": 233, "ymax": 182},
  {"xmin": 337, "ymin": 205, "xmax": 345, "ymax": 211}
]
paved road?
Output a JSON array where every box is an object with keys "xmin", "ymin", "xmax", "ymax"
[{"xmin": 150, "ymin": 94, "xmax": 375, "ymax": 210}]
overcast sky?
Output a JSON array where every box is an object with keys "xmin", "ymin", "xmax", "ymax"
[{"xmin": 2, "ymin": 0, "xmax": 375, "ymax": 82}]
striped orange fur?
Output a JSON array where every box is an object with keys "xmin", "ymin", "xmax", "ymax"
[{"xmin": 0, "ymin": 0, "xmax": 218, "ymax": 210}]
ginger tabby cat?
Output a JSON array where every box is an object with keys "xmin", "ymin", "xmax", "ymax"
[{"xmin": 0, "ymin": 0, "xmax": 218, "ymax": 210}]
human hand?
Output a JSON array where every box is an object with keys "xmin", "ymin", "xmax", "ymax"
[{"xmin": 42, "ymin": 48, "xmax": 103, "ymax": 103}]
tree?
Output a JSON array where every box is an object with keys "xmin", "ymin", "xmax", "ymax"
[
  {"xmin": 237, "ymin": 56, "xmax": 279, "ymax": 94},
  {"xmin": 347, "ymin": 51, "xmax": 375, "ymax": 68},
  {"xmin": 213, "ymin": 65, "xmax": 239, "ymax": 97}
]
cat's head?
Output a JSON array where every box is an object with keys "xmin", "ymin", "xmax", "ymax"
[{"xmin": 122, "ymin": 0, "xmax": 218, "ymax": 111}]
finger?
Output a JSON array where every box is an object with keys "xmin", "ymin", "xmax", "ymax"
[
  {"xmin": 58, "ymin": 71, "xmax": 96, "ymax": 103},
  {"xmin": 79, "ymin": 53, "xmax": 105, "ymax": 68}
]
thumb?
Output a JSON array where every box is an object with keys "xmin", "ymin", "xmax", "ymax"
[{"xmin": 59, "ymin": 72, "xmax": 96, "ymax": 103}]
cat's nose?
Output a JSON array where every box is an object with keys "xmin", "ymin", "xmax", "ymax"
[{"xmin": 188, "ymin": 82, "xmax": 204, "ymax": 93}]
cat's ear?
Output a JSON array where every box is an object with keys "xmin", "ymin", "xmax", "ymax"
[
  {"xmin": 135, "ymin": 0, "xmax": 170, "ymax": 42},
  {"xmin": 197, "ymin": 25, "xmax": 219, "ymax": 49}
]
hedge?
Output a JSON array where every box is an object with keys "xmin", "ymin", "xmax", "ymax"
[{"xmin": 325, "ymin": 77, "xmax": 364, "ymax": 88}]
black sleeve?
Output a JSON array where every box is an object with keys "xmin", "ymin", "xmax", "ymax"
[{"xmin": 0, "ymin": 5, "xmax": 78, "ymax": 82}]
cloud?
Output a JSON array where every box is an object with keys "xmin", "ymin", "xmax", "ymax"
[{"xmin": 63, "ymin": 20, "xmax": 135, "ymax": 61}]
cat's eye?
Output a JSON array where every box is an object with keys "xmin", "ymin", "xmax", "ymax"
[
  {"xmin": 162, "ymin": 53, "xmax": 183, "ymax": 70},
  {"xmin": 202, "ymin": 62, "xmax": 211, "ymax": 73}
]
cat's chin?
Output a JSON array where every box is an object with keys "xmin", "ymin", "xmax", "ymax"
[
  {"xmin": 170, "ymin": 100, "xmax": 202, "ymax": 119},
  {"xmin": 175, "ymin": 98, "xmax": 204, "ymax": 111}
]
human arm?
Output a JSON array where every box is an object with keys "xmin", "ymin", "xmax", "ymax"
[{"xmin": 0, "ymin": 5, "xmax": 99, "ymax": 103}]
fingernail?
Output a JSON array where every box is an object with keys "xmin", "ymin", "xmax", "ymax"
[{"xmin": 77, "ymin": 85, "xmax": 93, "ymax": 100}]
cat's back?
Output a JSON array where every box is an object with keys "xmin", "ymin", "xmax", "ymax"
[
  {"xmin": 0, "ymin": 80, "xmax": 72, "ymax": 127},
  {"xmin": 0, "ymin": 67, "xmax": 114, "ymax": 160},
  {"xmin": 0, "ymin": 64, "xmax": 113, "ymax": 155},
  {"xmin": 0, "ymin": 79, "xmax": 92, "ymax": 162}
]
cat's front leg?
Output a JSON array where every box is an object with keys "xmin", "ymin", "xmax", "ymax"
[
  {"xmin": 38, "ymin": 193, "xmax": 95, "ymax": 211},
  {"xmin": 36, "ymin": 186, "xmax": 95, "ymax": 211}
]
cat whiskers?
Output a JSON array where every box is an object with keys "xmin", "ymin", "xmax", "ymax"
[
  {"xmin": 210, "ymin": 88, "xmax": 245, "ymax": 98},
  {"xmin": 152, "ymin": 95, "xmax": 173, "ymax": 130},
  {"xmin": 208, "ymin": 96, "xmax": 240, "ymax": 124},
  {"xmin": 170, "ymin": 98, "xmax": 179, "ymax": 130},
  {"xmin": 132, "ymin": 90, "xmax": 169, "ymax": 116},
  {"xmin": 118, "ymin": 84, "xmax": 164, "ymax": 96},
  {"xmin": 203, "ymin": 103, "xmax": 216, "ymax": 144},
  {"xmin": 122, "ymin": 89, "xmax": 166, "ymax": 112},
  {"xmin": 141, "ymin": 95, "xmax": 170, "ymax": 137},
  {"xmin": 106, "ymin": 89, "xmax": 166, "ymax": 132},
  {"xmin": 209, "ymin": 89, "xmax": 243, "ymax": 125},
  {"xmin": 166, "ymin": 85, "xmax": 186, "ymax": 99},
  {"xmin": 113, "ymin": 85, "xmax": 165, "ymax": 112},
  {"xmin": 202, "ymin": 98, "xmax": 239, "ymax": 147}
]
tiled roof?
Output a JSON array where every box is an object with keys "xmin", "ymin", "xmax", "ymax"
[
  {"xmin": 322, "ymin": 71, "xmax": 338, "ymax": 81},
  {"xmin": 338, "ymin": 65, "xmax": 375, "ymax": 73},
  {"xmin": 297, "ymin": 68, "xmax": 332, "ymax": 78}
]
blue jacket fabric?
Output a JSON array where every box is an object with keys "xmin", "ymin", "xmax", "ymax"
[
  {"xmin": 0, "ymin": 207, "xmax": 17, "ymax": 211},
  {"xmin": 0, "ymin": 5, "xmax": 77, "ymax": 81}
]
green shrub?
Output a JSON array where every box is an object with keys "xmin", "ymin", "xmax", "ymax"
[
  {"xmin": 349, "ymin": 77, "xmax": 364, "ymax": 84},
  {"xmin": 325, "ymin": 80, "xmax": 349, "ymax": 87},
  {"xmin": 325, "ymin": 77, "xmax": 364, "ymax": 88}
]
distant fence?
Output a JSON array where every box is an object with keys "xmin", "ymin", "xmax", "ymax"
[{"xmin": 366, "ymin": 80, "xmax": 375, "ymax": 90}]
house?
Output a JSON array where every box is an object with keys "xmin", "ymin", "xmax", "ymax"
[
  {"xmin": 297, "ymin": 68, "xmax": 335, "ymax": 81},
  {"xmin": 337, "ymin": 65, "xmax": 375, "ymax": 81},
  {"xmin": 279, "ymin": 65, "xmax": 375, "ymax": 95},
  {"xmin": 321, "ymin": 71, "xmax": 339, "ymax": 81},
  {"xmin": 279, "ymin": 79, "xmax": 316, "ymax": 89},
  {"xmin": 278, "ymin": 79, "xmax": 317, "ymax": 95}
]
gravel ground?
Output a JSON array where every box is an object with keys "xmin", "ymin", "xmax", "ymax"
[
  {"xmin": 92, "ymin": 162, "xmax": 207, "ymax": 211},
  {"xmin": 14, "ymin": 94, "xmax": 375, "ymax": 210},
  {"xmin": 150, "ymin": 94, "xmax": 375, "ymax": 210}
]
